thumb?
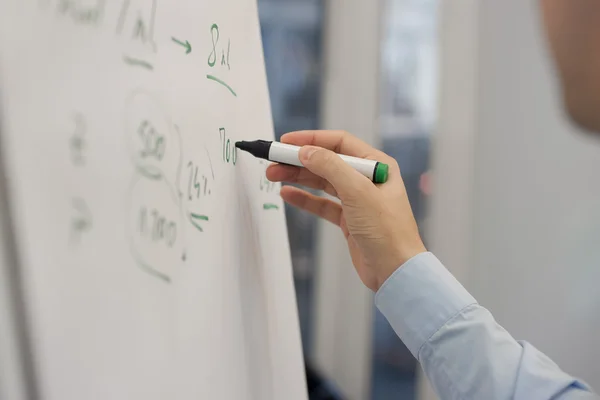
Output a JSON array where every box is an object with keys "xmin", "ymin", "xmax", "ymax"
[{"xmin": 299, "ymin": 146, "xmax": 369, "ymax": 200}]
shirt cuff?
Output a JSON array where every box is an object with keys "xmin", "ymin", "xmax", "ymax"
[{"xmin": 375, "ymin": 252, "xmax": 477, "ymax": 359}]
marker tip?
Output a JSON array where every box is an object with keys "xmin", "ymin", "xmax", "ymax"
[{"xmin": 235, "ymin": 141, "xmax": 249, "ymax": 151}]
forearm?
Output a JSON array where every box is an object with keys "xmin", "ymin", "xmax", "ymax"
[{"xmin": 375, "ymin": 252, "xmax": 593, "ymax": 400}]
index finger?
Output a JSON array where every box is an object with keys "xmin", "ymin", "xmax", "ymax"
[{"xmin": 281, "ymin": 130, "xmax": 391, "ymax": 161}]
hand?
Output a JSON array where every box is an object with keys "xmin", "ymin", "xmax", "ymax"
[{"xmin": 266, "ymin": 130, "xmax": 427, "ymax": 292}]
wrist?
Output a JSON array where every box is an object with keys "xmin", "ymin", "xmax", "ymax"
[{"xmin": 375, "ymin": 244, "xmax": 427, "ymax": 291}]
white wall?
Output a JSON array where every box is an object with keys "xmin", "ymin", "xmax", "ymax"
[{"xmin": 425, "ymin": 1, "xmax": 600, "ymax": 398}]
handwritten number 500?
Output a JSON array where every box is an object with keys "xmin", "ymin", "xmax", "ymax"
[{"xmin": 138, "ymin": 120, "xmax": 165, "ymax": 160}]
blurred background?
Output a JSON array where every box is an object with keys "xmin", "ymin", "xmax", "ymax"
[
  {"xmin": 258, "ymin": 0, "xmax": 437, "ymax": 398},
  {"xmin": 258, "ymin": 1, "xmax": 600, "ymax": 399}
]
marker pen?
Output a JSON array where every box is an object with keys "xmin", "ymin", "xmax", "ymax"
[{"xmin": 235, "ymin": 140, "xmax": 389, "ymax": 184}]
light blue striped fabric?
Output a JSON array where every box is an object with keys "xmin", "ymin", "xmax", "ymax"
[{"xmin": 375, "ymin": 252, "xmax": 597, "ymax": 400}]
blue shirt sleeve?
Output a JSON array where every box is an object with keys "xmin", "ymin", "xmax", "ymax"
[{"xmin": 375, "ymin": 252, "xmax": 596, "ymax": 400}]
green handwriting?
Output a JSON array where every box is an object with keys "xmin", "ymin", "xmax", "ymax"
[
  {"xmin": 172, "ymin": 37, "xmax": 192, "ymax": 54},
  {"xmin": 207, "ymin": 75, "xmax": 237, "ymax": 97},
  {"xmin": 219, "ymin": 128, "xmax": 237, "ymax": 165},
  {"xmin": 138, "ymin": 206, "xmax": 177, "ymax": 247},
  {"xmin": 189, "ymin": 213, "xmax": 210, "ymax": 232},
  {"xmin": 138, "ymin": 120, "xmax": 165, "ymax": 160},
  {"xmin": 260, "ymin": 175, "xmax": 277, "ymax": 193},
  {"xmin": 56, "ymin": 0, "xmax": 106, "ymax": 25},
  {"xmin": 208, "ymin": 24, "xmax": 219, "ymax": 67},
  {"xmin": 187, "ymin": 161, "xmax": 212, "ymax": 200},
  {"xmin": 123, "ymin": 56, "xmax": 154, "ymax": 70}
]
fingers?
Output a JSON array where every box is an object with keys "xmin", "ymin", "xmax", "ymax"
[
  {"xmin": 281, "ymin": 130, "xmax": 393, "ymax": 163},
  {"xmin": 297, "ymin": 146, "xmax": 372, "ymax": 201},
  {"xmin": 266, "ymin": 164, "xmax": 338, "ymax": 197},
  {"xmin": 280, "ymin": 186, "xmax": 343, "ymax": 227}
]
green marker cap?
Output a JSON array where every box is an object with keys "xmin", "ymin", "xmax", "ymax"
[{"xmin": 374, "ymin": 162, "xmax": 389, "ymax": 184}]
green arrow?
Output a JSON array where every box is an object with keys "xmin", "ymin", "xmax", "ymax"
[{"xmin": 171, "ymin": 37, "xmax": 192, "ymax": 54}]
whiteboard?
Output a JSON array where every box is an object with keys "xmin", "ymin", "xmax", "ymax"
[{"xmin": 0, "ymin": 1, "xmax": 306, "ymax": 399}]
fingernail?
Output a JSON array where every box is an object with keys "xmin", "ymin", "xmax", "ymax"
[{"xmin": 299, "ymin": 146, "xmax": 318, "ymax": 162}]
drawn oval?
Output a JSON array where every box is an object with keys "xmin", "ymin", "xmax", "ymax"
[{"xmin": 128, "ymin": 175, "xmax": 184, "ymax": 282}]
